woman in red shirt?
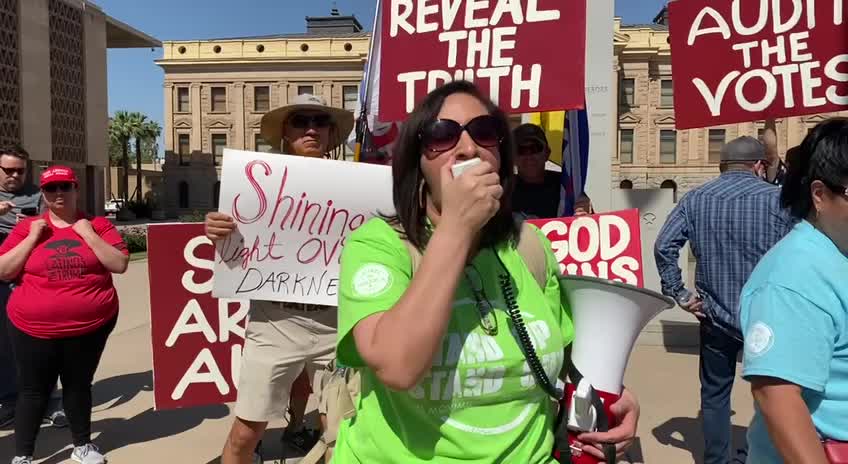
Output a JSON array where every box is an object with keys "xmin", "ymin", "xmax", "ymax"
[{"xmin": 0, "ymin": 166, "xmax": 129, "ymax": 464}]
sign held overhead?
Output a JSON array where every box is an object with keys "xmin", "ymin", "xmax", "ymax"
[
  {"xmin": 669, "ymin": 0, "xmax": 848, "ymax": 130},
  {"xmin": 379, "ymin": 0, "xmax": 587, "ymax": 121}
]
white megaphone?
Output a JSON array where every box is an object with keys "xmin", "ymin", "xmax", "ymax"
[{"xmin": 555, "ymin": 275, "xmax": 675, "ymax": 464}]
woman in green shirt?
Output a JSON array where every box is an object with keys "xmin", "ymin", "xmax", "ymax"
[{"xmin": 334, "ymin": 81, "xmax": 640, "ymax": 463}]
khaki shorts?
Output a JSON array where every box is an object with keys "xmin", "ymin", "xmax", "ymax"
[{"xmin": 234, "ymin": 301, "xmax": 337, "ymax": 423}]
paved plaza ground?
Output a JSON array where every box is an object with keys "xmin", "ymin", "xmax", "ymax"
[{"xmin": 0, "ymin": 260, "xmax": 754, "ymax": 463}]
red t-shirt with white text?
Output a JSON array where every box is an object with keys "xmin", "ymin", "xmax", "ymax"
[{"xmin": 0, "ymin": 214, "xmax": 128, "ymax": 338}]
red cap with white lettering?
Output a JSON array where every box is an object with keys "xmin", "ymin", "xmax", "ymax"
[{"xmin": 40, "ymin": 165, "xmax": 79, "ymax": 187}]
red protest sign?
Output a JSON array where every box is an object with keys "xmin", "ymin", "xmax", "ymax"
[
  {"xmin": 148, "ymin": 224, "xmax": 248, "ymax": 410},
  {"xmin": 529, "ymin": 209, "xmax": 644, "ymax": 287},
  {"xmin": 669, "ymin": 0, "xmax": 848, "ymax": 130},
  {"xmin": 378, "ymin": 0, "xmax": 587, "ymax": 121}
]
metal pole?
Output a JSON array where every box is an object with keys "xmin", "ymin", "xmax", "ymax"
[{"xmin": 584, "ymin": 0, "xmax": 616, "ymax": 213}]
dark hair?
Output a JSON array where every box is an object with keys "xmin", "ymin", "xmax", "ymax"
[
  {"xmin": 0, "ymin": 144, "xmax": 29, "ymax": 160},
  {"xmin": 785, "ymin": 145, "xmax": 801, "ymax": 170},
  {"xmin": 387, "ymin": 81, "xmax": 517, "ymax": 250},
  {"xmin": 781, "ymin": 118, "xmax": 848, "ymax": 219}
]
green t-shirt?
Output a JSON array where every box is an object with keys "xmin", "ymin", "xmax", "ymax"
[{"xmin": 334, "ymin": 218, "xmax": 574, "ymax": 464}]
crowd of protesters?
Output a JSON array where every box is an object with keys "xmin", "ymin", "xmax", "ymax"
[{"xmin": 0, "ymin": 82, "xmax": 845, "ymax": 464}]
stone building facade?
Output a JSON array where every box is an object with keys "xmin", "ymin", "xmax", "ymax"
[
  {"xmin": 158, "ymin": 7, "xmax": 848, "ymax": 215},
  {"xmin": 0, "ymin": 0, "xmax": 158, "ymax": 215},
  {"xmin": 157, "ymin": 10, "xmax": 368, "ymax": 216}
]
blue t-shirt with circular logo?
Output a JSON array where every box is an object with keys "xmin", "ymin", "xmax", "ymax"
[{"xmin": 741, "ymin": 221, "xmax": 848, "ymax": 462}]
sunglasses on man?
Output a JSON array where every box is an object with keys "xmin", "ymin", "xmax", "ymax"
[
  {"xmin": 42, "ymin": 182, "xmax": 74, "ymax": 193},
  {"xmin": 0, "ymin": 166, "xmax": 25, "ymax": 176},
  {"xmin": 419, "ymin": 115, "xmax": 504, "ymax": 158},
  {"xmin": 517, "ymin": 140, "xmax": 546, "ymax": 157},
  {"xmin": 289, "ymin": 113, "xmax": 332, "ymax": 129}
]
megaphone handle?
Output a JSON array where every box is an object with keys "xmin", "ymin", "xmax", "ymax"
[
  {"xmin": 590, "ymin": 391, "xmax": 617, "ymax": 464},
  {"xmin": 564, "ymin": 365, "xmax": 618, "ymax": 464}
]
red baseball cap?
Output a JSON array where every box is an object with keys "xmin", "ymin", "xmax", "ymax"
[{"xmin": 40, "ymin": 165, "xmax": 78, "ymax": 188}]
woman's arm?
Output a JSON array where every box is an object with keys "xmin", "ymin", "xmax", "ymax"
[
  {"xmin": 351, "ymin": 159, "xmax": 503, "ymax": 390},
  {"xmin": 352, "ymin": 222, "xmax": 473, "ymax": 390},
  {"xmin": 751, "ymin": 377, "xmax": 829, "ymax": 464},
  {"xmin": 73, "ymin": 219, "xmax": 129, "ymax": 274},
  {"xmin": 0, "ymin": 220, "xmax": 46, "ymax": 280}
]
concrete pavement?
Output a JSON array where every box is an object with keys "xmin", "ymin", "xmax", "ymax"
[{"xmin": 0, "ymin": 260, "xmax": 754, "ymax": 463}]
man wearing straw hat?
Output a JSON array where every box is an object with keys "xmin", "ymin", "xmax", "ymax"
[{"xmin": 205, "ymin": 94, "xmax": 354, "ymax": 464}]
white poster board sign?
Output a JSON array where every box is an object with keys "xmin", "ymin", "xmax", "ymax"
[{"xmin": 212, "ymin": 149, "xmax": 394, "ymax": 305}]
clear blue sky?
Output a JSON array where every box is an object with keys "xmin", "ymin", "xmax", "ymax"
[{"xmin": 101, "ymin": 0, "xmax": 668, "ymax": 153}]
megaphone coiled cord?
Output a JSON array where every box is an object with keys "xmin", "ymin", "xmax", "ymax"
[{"xmin": 497, "ymin": 264, "xmax": 563, "ymax": 401}]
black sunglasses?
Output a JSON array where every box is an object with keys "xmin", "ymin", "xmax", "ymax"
[
  {"xmin": 0, "ymin": 166, "xmax": 25, "ymax": 176},
  {"xmin": 419, "ymin": 115, "xmax": 504, "ymax": 157},
  {"xmin": 517, "ymin": 140, "xmax": 546, "ymax": 157},
  {"xmin": 290, "ymin": 113, "xmax": 332, "ymax": 129},
  {"xmin": 42, "ymin": 182, "xmax": 74, "ymax": 193}
]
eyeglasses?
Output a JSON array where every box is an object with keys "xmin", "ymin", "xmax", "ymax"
[
  {"xmin": 464, "ymin": 266, "xmax": 498, "ymax": 336},
  {"xmin": 42, "ymin": 182, "xmax": 74, "ymax": 193},
  {"xmin": 419, "ymin": 115, "xmax": 504, "ymax": 157},
  {"xmin": 517, "ymin": 140, "xmax": 546, "ymax": 157},
  {"xmin": 289, "ymin": 113, "xmax": 332, "ymax": 129},
  {"xmin": 0, "ymin": 166, "xmax": 25, "ymax": 176}
]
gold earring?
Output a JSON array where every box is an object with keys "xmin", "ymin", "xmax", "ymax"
[{"xmin": 418, "ymin": 180, "xmax": 427, "ymax": 209}]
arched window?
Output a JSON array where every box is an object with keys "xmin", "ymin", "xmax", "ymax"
[
  {"xmin": 661, "ymin": 179, "xmax": 678, "ymax": 202},
  {"xmin": 178, "ymin": 181, "xmax": 189, "ymax": 208},
  {"xmin": 619, "ymin": 180, "xmax": 633, "ymax": 189},
  {"xmin": 213, "ymin": 182, "xmax": 221, "ymax": 209}
]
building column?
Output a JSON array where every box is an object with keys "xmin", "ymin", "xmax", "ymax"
[
  {"xmin": 82, "ymin": 6, "xmax": 107, "ymax": 167},
  {"xmin": 18, "ymin": 0, "xmax": 52, "ymax": 162},
  {"xmin": 190, "ymin": 83, "xmax": 202, "ymax": 151},
  {"xmin": 288, "ymin": 84, "xmax": 298, "ymax": 104},
  {"xmin": 80, "ymin": 5, "xmax": 107, "ymax": 215},
  {"xmin": 277, "ymin": 81, "xmax": 289, "ymax": 107},
  {"xmin": 163, "ymin": 83, "xmax": 174, "ymax": 151},
  {"xmin": 611, "ymin": 57, "xmax": 620, "ymax": 166},
  {"xmin": 584, "ymin": 0, "xmax": 615, "ymax": 212},
  {"xmin": 330, "ymin": 83, "xmax": 342, "ymax": 109},
  {"xmin": 234, "ymin": 82, "xmax": 245, "ymax": 149},
  {"xmin": 321, "ymin": 81, "xmax": 333, "ymax": 104}
]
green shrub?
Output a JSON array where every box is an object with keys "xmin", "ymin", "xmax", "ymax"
[
  {"xmin": 122, "ymin": 232, "xmax": 147, "ymax": 253},
  {"xmin": 179, "ymin": 210, "xmax": 206, "ymax": 223}
]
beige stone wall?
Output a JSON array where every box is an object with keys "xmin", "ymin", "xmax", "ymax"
[
  {"xmin": 18, "ymin": 0, "xmax": 52, "ymax": 163},
  {"xmin": 160, "ymin": 22, "xmax": 848, "ymax": 214},
  {"xmin": 163, "ymin": 76, "xmax": 362, "ymax": 156},
  {"xmin": 106, "ymin": 164, "xmax": 164, "ymax": 203},
  {"xmin": 158, "ymin": 34, "xmax": 368, "ymax": 215},
  {"xmin": 13, "ymin": 0, "xmax": 118, "ymax": 215}
]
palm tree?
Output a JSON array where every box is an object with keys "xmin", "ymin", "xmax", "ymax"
[
  {"xmin": 127, "ymin": 112, "xmax": 147, "ymax": 202},
  {"xmin": 108, "ymin": 111, "xmax": 134, "ymax": 202},
  {"xmin": 136, "ymin": 120, "xmax": 162, "ymax": 202}
]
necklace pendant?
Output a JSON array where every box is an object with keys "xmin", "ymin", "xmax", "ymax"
[{"xmin": 480, "ymin": 314, "xmax": 498, "ymax": 336}]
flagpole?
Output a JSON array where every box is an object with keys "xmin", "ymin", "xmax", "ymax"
[{"xmin": 355, "ymin": 1, "xmax": 382, "ymax": 162}]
